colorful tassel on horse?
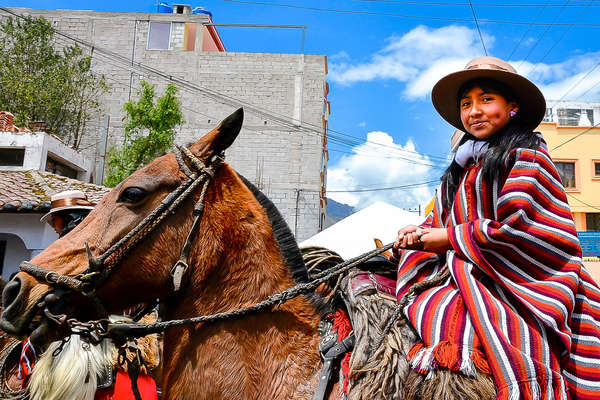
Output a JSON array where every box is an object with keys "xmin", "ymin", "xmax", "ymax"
[
  {"xmin": 17, "ymin": 338, "xmax": 37, "ymax": 386},
  {"xmin": 329, "ymin": 309, "xmax": 353, "ymax": 395}
]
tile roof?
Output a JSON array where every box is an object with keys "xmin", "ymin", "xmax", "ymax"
[{"xmin": 0, "ymin": 170, "xmax": 111, "ymax": 213}]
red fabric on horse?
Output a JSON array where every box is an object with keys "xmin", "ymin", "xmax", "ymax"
[
  {"xmin": 392, "ymin": 146, "xmax": 600, "ymax": 400},
  {"xmin": 17, "ymin": 338, "xmax": 36, "ymax": 388},
  {"xmin": 95, "ymin": 371, "xmax": 157, "ymax": 400}
]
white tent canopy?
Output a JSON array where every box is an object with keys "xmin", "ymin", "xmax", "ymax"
[{"xmin": 300, "ymin": 201, "xmax": 425, "ymax": 260}]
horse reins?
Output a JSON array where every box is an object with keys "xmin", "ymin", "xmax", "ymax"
[{"xmin": 17, "ymin": 144, "xmax": 394, "ymax": 345}]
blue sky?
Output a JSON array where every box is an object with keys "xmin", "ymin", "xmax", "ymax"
[{"xmin": 7, "ymin": 0, "xmax": 600, "ymax": 209}]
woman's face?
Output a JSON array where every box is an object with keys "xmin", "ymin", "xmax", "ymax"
[{"xmin": 459, "ymin": 85, "xmax": 518, "ymax": 140}]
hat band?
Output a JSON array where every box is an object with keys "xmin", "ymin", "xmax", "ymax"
[
  {"xmin": 465, "ymin": 63, "xmax": 513, "ymax": 73},
  {"xmin": 50, "ymin": 198, "xmax": 93, "ymax": 209}
]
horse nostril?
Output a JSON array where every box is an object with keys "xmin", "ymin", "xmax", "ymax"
[
  {"xmin": 44, "ymin": 293, "xmax": 60, "ymax": 305},
  {"xmin": 2, "ymin": 277, "xmax": 22, "ymax": 311}
]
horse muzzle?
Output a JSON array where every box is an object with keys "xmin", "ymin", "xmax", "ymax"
[
  {"xmin": 1, "ymin": 275, "xmax": 71, "ymax": 345},
  {"xmin": 0, "ymin": 274, "xmax": 39, "ymax": 335}
]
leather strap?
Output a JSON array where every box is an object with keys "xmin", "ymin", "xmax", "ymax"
[{"xmin": 312, "ymin": 334, "xmax": 355, "ymax": 400}]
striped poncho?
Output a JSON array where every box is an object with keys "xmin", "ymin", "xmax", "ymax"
[{"xmin": 392, "ymin": 146, "xmax": 600, "ymax": 399}]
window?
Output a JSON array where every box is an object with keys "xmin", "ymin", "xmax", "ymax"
[
  {"xmin": 147, "ymin": 22, "xmax": 197, "ymax": 51},
  {"xmin": 587, "ymin": 213, "xmax": 600, "ymax": 231},
  {"xmin": 555, "ymin": 161, "xmax": 577, "ymax": 189},
  {"xmin": 557, "ymin": 108, "xmax": 594, "ymax": 126},
  {"xmin": 148, "ymin": 22, "xmax": 171, "ymax": 50},
  {"xmin": 594, "ymin": 160, "xmax": 600, "ymax": 179},
  {"xmin": 543, "ymin": 108, "xmax": 553, "ymax": 122},
  {"xmin": 0, "ymin": 148, "xmax": 25, "ymax": 166},
  {"xmin": 45, "ymin": 156, "xmax": 78, "ymax": 179}
]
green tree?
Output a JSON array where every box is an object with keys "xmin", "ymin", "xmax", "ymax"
[
  {"xmin": 103, "ymin": 81, "xmax": 183, "ymax": 187},
  {"xmin": 0, "ymin": 16, "xmax": 108, "ymax": 148}
]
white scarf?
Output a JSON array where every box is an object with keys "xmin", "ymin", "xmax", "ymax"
[
  {"xmin": 453, "ymin": 134, "xmax": 547, "ymax": 168},
  {"xmin": 454, "ymin": 139, "xmax": 488, "ymax": 168}
]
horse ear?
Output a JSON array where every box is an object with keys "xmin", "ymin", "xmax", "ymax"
[
  {"xmin": 210, "ymin": 108, "xmax": 244, "ymax": 153},
  {"xmin": 189, "ymin": 108, "xmax": 244, "ymax": 158}
]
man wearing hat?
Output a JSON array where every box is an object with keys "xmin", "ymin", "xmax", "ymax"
[{"xmin": 40, "ymin": 190, "xmax": 95, "ymax": 237}]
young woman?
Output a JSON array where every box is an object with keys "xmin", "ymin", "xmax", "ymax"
[{"xmin": 392, "ymin": 57, "xmax": 600, "ymax": 400}]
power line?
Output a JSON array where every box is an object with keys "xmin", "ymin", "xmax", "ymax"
[
  {"xmin": 507, "ymin": 0, "xmax": 550, "ymax": 59},
  {"xmin": 566, "ymin": 192, "xmax": 600, "ymax": 211},
  {"xmin": 551, "ymin": 121, "xmax": 600, "ymax": 150},
  {"xmin": 518, "ymin": 0, "xmax": 571, "ymax": 69},
  {"xmin": 327, "ymin": 148, "xmax": 450, "ymax": 168},
  {"xmin": 467, "ymin": 0, "xmax": 487, "ymax": 55},
  {"xmin": 528, "ymin": 0, "xmax": 594, "ymax": 75},
  {"xmin": 577, "ymin": 78, "xmax": 600, "ymax": 98},
  {"xmin": 327, "ymin": 180, "xmax": 439, "ymax": 192},
  {"xmin": 354, "ymin": 0, "xmax": 600, "ymax": 6},
  {"xmin": 219, "ymin": 0, "xmax": 600, "ymax": 26},
  {"xmin": 556, "ymin": 61, "xmax": 600, "ymax": 101}
]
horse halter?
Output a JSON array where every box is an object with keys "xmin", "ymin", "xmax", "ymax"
[{"xmin": 19, "ymin": 145, "xmax": 224, "ymax": 314}]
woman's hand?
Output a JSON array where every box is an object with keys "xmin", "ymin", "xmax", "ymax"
[
  {"xmin": 393, "ymin": 226, "xmax": 451, "ymax": 254},
  {"xmin": 394, "ymin": 225, "xmax": 425, "ymax": 251}
]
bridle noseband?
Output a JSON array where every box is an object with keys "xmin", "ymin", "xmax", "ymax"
[{"xmin": 19, "ymin": 145, "xmax": 223, "ymax": 316}]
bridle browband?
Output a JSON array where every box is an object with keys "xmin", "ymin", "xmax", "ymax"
[{"xmin": 20, "ymin": 145, "xmax": 223, "ymax": 313}]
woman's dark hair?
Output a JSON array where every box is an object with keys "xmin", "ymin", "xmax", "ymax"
[{"xmin": 441, "ymin": 78, "xmax": 541, "ymax": 210}]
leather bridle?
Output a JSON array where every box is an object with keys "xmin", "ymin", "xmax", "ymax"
[{"xmin": 19, "ymin": 145, "xmax": 223, "ymax": 318}]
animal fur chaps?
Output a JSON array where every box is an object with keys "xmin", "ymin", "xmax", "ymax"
[{"xmin": 343, "ymin": 274, "xmax": 496, "ymax": 400}]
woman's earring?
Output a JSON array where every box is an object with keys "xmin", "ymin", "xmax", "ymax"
[{"xmin": 509, "ymin": 110, "xmax": 517, "ymax": 117}]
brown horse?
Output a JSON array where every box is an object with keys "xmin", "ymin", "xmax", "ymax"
[{"xmin": 0, "ymin": 109, "xmax": 337, "ymax": 399}]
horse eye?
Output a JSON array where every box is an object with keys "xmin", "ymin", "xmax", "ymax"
[{"xmin": 118, "ymin": 187, "xmax": 147, "ymax": 204}]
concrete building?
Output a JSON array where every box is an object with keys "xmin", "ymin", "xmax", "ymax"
[
  {"xmin": 1, "ymin": 6, "xmax": 330, "ymax": 241},
  {"xmin": 0, "ymin": 113, "xmax": 109, "ymax": 279},
  {"xmin": 539, "ymin": 100, "xmax": 600, "ymax": 232},
  {"xmin": 538, "ymin": 100, "xmax": 600, "ymax": 259}
]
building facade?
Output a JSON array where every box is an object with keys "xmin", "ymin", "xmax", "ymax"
[
  {"xmin": 2, "ymin": 6, "xmax": 330, "ymax": 241},
  {"xmin": 0, "ymin": 113, "xmax": 109, "ymax": 279},
  {"xmin": 539, "ymin": 100, "xmax": 600, "ymax": 233}
]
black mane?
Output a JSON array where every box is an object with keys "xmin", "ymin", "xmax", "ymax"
[{"xmin": 237, "ymin": 174, "xmax": 309, "ymax": 284}]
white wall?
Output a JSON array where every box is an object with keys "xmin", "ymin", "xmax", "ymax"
[
  {"xmin": 0, "ymin": 132, "xmax": 45, "ymax": 171},
  {"xmin": 0, "ymin": 131, "xmax": 93, "ymax": 181},
  {"xmin": 0, "ymin": 213, "xmax": 58, "ymax": 279}
]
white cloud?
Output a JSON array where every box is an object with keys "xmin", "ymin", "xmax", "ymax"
[
  {"xmin": 514, "ymin": 53, "xmax": 600, "ymax": 100},
  {"xmin": 329, "ymin": 25, "xmax": 489, "ymax": 99},
  {"xmin": 328, "ymin": 24, "xmax": 600, "ymax": 101},
  {"xmin": 358, "ymin": 121, "xmax": 366, "ymax": 127},
  {"xmin": 327, "ymin": 131, "xmax": 438, "ymax": 210},
  {"xmin": 330, "ymin": 50, "xmax": 350, "ymax": 62}
]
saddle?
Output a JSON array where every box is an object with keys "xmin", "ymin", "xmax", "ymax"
[
  {"xmin": 304, "ymin": 247, "xmax": 497, "ymax": 400},
  {"xmin": 303, "ymin": 247, "xmax": 418, "ymax": 400}
]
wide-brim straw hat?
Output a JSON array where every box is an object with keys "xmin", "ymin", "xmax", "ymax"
[
  {"xmin": 431, "ymin": 56, "xmax": 546, "ymax": 132},
  {"xmin": 40, "ymin": 190, "xmax": 95, "ymax": 223}
]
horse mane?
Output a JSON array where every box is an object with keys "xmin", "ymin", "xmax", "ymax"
[{"xmin": 236, "ymin": 174, "xmax": 309, "ymax": 284}]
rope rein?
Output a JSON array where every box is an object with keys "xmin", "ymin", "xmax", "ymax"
[{"xmin": 102, "ymin": 243, "xmax": 394, "ymax": 340}]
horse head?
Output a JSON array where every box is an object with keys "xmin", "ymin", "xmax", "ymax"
[{"xmin": 0, "ymin": 108, "xmax": 246, "ymax": 344}]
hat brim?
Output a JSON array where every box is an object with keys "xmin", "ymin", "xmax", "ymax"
[
  {"xmin": 40, "ymin": 205, "xmax": 94, "ymax": 223},
  {"xmin": 431, "ymin": 68, "xmax": 546, "ymax": 133}
]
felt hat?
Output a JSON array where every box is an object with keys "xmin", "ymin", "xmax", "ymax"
[
  {"xmin": 431, "ymin": 56, "xmax": 546, "ymax": 132},
  {"xmin": 40, "ymin": 190, "xmax": 95, "ymax": 223}
]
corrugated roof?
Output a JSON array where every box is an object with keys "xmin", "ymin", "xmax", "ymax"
[{"xmin": 0, "ymin": 170, "xmax": 110, "ymax": 213}]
